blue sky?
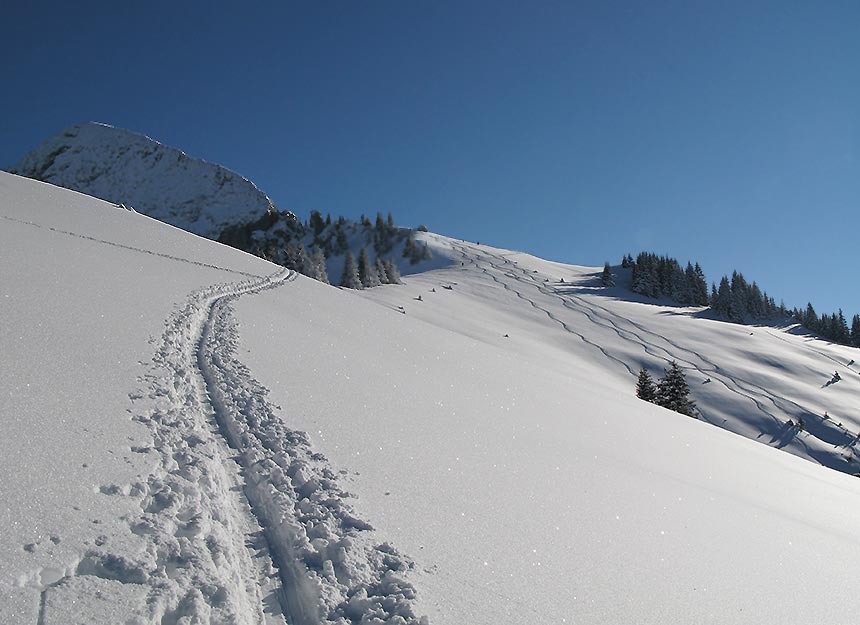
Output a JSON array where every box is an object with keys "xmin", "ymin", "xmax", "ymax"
[{"xmin": 2, "ymin": 1, "xmax": 858, "ymax": 318}]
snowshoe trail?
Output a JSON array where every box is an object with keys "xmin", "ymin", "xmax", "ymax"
[{"xmin": 52, "ymin": 268, "xmax": 426, "ymax": 625}]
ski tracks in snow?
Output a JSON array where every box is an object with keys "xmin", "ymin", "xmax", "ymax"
[
  {"xmin": 446, "ymin": 240, "xmax": 860, "ymax": 472},
  {"xmin": 40, "ymin": 268, "xmax": 426, "ymax": 625}
]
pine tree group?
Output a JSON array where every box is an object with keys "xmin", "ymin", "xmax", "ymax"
[
  {"xmin": 709, "ymin": 271, "xmax": 781, "ymax": 322},
  {"xmin": 793, "ymin": 304, "xmax": 860, "ymax": 347},
  {"xmin": 256, "ymin": 208, "xmax": 420, "ymax": 291},
  {"xmin": 403, "ymin": 231, "xmax": 432, "ymax": 264},
  {"xmin": 636, "ymin": 362, "xmax": 696, "ymax": 417},
  {"xmin": 628, "ymin": 252, "xmax": 709, "ymax": 306},
  {"xmin": 624, "ymin": 250, "xmax": 859, "ymax": 348}
]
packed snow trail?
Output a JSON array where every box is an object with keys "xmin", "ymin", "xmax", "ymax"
[{"xmin": 38, "ymin": 268, "xmax": 426, "ymax": 625}]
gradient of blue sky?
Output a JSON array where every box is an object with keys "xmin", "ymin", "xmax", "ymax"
[{"xmin": 2, "ymin": 1, "xmax": 858, "ymax": 317}]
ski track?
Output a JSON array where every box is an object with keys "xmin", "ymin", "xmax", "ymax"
[
  {"xmin": 1, "ymin": 214, "xmax": 260, "ymax": 278},
  {"xmin": 35, "ymin": 267, "xmax": 426, "ymax": 625},
  {"xmin": 444, "ymin": 240, "xmax": 860, "ymax": 472}
]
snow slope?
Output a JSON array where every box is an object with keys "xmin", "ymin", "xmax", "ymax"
[
  {"xmin": 0, "ymin": 173, "xmax": 422, "ymax": 625},
  {"xmin": 5, "ymin": 171, "xmax": 860, "ymax": 624},
  {"xmin": 361, "ymin": 234, "xmax": 860, "ymax": 474},
  {"xmin": 8, "ymin": 122, "xmax": 282, "ymax": 240},
  {"xmin": 238, "ymin": 235, "xmax": 860, "ymax": 624}
]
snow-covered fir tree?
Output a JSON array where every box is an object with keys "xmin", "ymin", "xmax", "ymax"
[
  {"xmin": 340, "ymin": 251, "xmax": 362, "ymax": 289},
  {"xmin": 358, "ymin": 247, "xmax": 381, "ymax": 288},
  {"xmin": 383, "ymin": 258, "xmax": 401, "ymax": 284},
  {"xmin": 308, "ymin": 247, "xmax": 329, "ymax": 283},
  {"xmin": 375, "ymin": 257, "xmax": 390, "ymax": 284},
  {"xmin": 284, "ymin": 242, "xmax": 309, "ymax": 275}
]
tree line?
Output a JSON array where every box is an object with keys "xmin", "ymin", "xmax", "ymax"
[
  {"xmin": 621, "ymin": 252, "xmax": 859, "ymax": 348},
  {"xmin": 262, "ymin": 210, "xmax": 431, "ymax": 289},
  {"xmin": 623, "ymin": 253, "xmax": 709, "ymax": 306}
]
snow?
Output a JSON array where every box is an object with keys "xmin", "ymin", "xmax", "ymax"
[
  {"xmin": 0, "ymin": 173, "xmax": 420, "ymax": 624},
  {"xmin": 238, "ymin": 235, "xmax": 860, "ymax": 624},
  {"xmin": 8, "ymin": 122, "xmax": 282, "ymax": 240},
  {"xmin": 4, "ymin": 170, "xmax": 860, "ymax": 624}
]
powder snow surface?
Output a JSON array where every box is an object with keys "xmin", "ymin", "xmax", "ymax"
[
  {"xmin": 4, "ymin": 171, "xmax": 860, "ymax": 624},
  {"xmin": 237, "ymin": 235, "xmax": 860, "ymax": 624},
  {"xmin": 8, "ymin": 122, "xmax": 279, "ymax": 239},
  {"xmin": 0, "ymin": 173, "xmax": 422, "ymax": 625}
]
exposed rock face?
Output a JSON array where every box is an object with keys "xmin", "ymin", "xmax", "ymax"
[{"xmin": 9, "ymin": 122, "xmax": 294, "ymax": 240}]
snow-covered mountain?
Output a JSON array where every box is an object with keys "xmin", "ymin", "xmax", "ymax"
[
  {"xmin": 4, "ymin": 170, "xmax": 860, "ymax": 625},
  {"xmin": 7, "ymin": 123, "xmax": 438, "ymax": 288},
  {"xmin": 7, "ymin": 122, "xmax": 289, "ymax": 240}
]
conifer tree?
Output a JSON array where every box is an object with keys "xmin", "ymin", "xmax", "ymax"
[
  {"xmin": 335, "ymin": 226, "xmax": 348, "ymax": 254},
  {"xmin": 636, "ymin": 368, "xmax": 657, "ymax": 403},
  {"xmin": 299, "ymin": 243, "xmax": 315, "ymax": 277},
  {"xmin": 403, "ymin": 232, "xmax": 416, "ymax": 260},
  {"xmin": 383, "ymin": 258, "xmax": 402, "ymax": 284},
  {"xmin": 656, "ymin": 361, "xmax": 696, "ymax": 417},
  {"xmin": 309, "ymin": 210, "xmax": 326, "ymax": 236},
  {"xmin": 375, "ymin": 257, "xmax": 390, "ymax": 284},
  {"xmin": 836, "ymin": 309, "xmax": 850, "ymax": 343},
  {"xmin": 601, "ymin": 262, "xmax": 614, "ymax": 286},
  {"xmin": 358, "ymin": 247, "xmax": 380, "ymax": 287},
  {"xmin": 420, "ymin": 241, "xmax": 432, "ymax": 262},
  {"xmin": 693, "ymin": 263, "xmax": 709, "ymax": 305},
  {"xmin": 713, "ymin": 277, "xmax": 732, "ymax": 318},
  {"xmin": 340, "ymin": 251, "xmax": 362, "ymax": 289},
  {"xmin": 804, "ymin": 303, "xmax": 818, "ymax": 331},
  {"xmin": 309, "ymin": 247, "xmax": 329, "ymax": 284},
  {"xmin": 284, "ymin": 243, "xmax": 309, "ymax": 275}
]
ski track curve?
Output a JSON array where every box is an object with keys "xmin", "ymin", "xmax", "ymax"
[
  {"xmin": 37, "ymin": 268, "xmax": 427, "ymax": 625},
  {"xmin": 444, "ymin": 239, "xmax": 860, "ymax": 472}
]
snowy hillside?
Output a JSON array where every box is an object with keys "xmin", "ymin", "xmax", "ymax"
[
  {"xmin": 4, "ymin": 171, "xmax": 860, "ymax": 625},
  {"xmin": 0, "ymin": 173, "xmax": 421, "ymax": 625},
  {"xmin": 359, "ymin": 236, "xmax": 860, "ymax": 475},
  {"xmin": 8, "ymin": 122, "xmax": 285, "ymax": 240}
]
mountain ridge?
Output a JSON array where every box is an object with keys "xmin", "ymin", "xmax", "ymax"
[{"xmin": 8, "ymin": 122, "xmax": 291, "ymax": 240}]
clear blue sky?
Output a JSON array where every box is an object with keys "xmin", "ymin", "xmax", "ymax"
[{"xmin": 2, "ymin": 1, "xmax": 858, "ymax": 317}]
